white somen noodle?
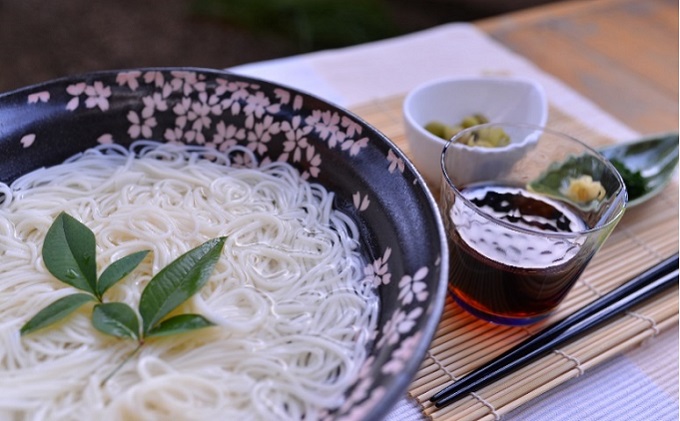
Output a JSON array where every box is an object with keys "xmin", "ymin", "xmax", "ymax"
[{"xmin": 0, "ymin": 141, "xmax": 378, "ymax": 420}]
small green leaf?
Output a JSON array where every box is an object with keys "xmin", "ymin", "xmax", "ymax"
[
  {"xmin": 146, "ymin": 314, "xmax": 215, "ymax": 338},
  {"xmin": 610, "ymin": 159, "xmax": 648, "ymax": 200},
  {"xmin": 97, "ymin": 250, "xmax": 150, "ymax": 298},
  {"xmin": 20, "ymin": 293, "xmax": 95, "ymax": 335},
  {"xmin": 42, "ymin": 212, "xmax": 97, "ymax": 294},
  {"xmin": 92, "ymin": 302, "xmax": 140, "ymax": 340},
  {"xmin": 527, "ymin": 154, "xmax": 612, "ymax": 210},
  {"xmin": 139, "ymin": 237, "xmax": 226, "ymax": 335}
]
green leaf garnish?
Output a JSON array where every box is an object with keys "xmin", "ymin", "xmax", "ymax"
[
  {"xmin": 610, "ymin": 158, "xmax": 648, "ymax": 200},
  {"xmin": 139, "ymin": 237, "xmax": 226, "ymax": 335},
  {"xmin": 528, "ymin": 154, "xmax": 600, "ymax": 194},
  {"xmin": 20, "ymin": 293, "xmax": 95, "ymax": 335},
  {"xmin": 92, "ymin": 302, "xmax": 140, "ymax": 340},
  {"xmin": 146, "ymin": 314, "xmax": 215, "ymax": 338},
  {"xmin": 21, "ymin": 212, "xmax": 225, "ymax": 384},
  {"xmin": 527, "ymin": 153, "xmax": 612, "ymax": 209},
  {"xmin": 42, "ymin": 212, "xmax": 97, "ymax": 294},
  {"xmin": 97, "ymin": 250, "xmax": 150, "ymax": 299}
]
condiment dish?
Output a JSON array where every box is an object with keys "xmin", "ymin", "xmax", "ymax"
[
  {"xmin": 598, "ymin": 131, "xmax": 679, "ymax": 207},
  {"xmin": 402, "ymin": 76, "xmax": 548, "ymax": 188}
]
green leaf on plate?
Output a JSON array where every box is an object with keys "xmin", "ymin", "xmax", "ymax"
[
  {"xmin": 139, "ymin": 237, "xmax": 226, "ymax": 335},
  {"xmin": 610, "ymin": 158, "xmax": 647, "ymax": 200},
  {"xmin": 97, "ymin": 250, "xmax": 150, "ymax": 299},
  {"xmin": 42, "ymin": 212, "xmax": 97, "ymax": 294},
  {"xmin": 527, "ymin": 154, "xmax": 609, "ymax": 206},
  {"xmin": 92, "ymin": 302, "xmax": 140, "ymax": 340},
  {"xmin": 146, "ymin": 314, "xmax": 215, "ymax": 338},
  {"xmin": 20, "ymin": 293, "xmax": 95, "ymax": 335}
]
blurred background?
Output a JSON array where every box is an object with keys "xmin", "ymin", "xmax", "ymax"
[{"xmin": 0, "ymin": 0, "xmax": 562, "ymax": 93}]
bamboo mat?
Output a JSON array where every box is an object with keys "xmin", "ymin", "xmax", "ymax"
[{"xmin": 350, "ymin": 96, "xmax": 679, "ymax": 420}]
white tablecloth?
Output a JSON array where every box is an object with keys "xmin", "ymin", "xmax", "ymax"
[{"xmin": 229, "ymin": 23, "xmax": 679, "ymax": 421}]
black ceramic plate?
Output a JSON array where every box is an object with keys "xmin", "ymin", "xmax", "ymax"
[{"xmin": 0, "ymin": 68, "xmax": 448, "ymax": 419}]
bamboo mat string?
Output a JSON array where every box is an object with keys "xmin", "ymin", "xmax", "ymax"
[{"xmin": 350, "ymin": 96, "xmax": 679, "ymax": 421}]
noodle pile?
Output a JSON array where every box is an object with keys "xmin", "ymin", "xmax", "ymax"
[{"xmin": 0, "ymin": 142, "xmax": 378, "ymax": 421}]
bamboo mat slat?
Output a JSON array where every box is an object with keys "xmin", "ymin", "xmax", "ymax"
[{"xmin": 350, "ymin": 96, "xmax": 679, "ymax": 420}]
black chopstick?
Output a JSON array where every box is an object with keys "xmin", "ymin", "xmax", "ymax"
[{"xmin": 431, "ymin": 253, "xmax": 679, "ymax": 408}]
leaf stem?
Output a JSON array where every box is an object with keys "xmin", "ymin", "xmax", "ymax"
[{"xmin": 100, "ymin": 340, "xmax": 144, "ymax": 386}]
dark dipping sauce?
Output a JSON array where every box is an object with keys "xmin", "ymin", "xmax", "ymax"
[{"xmin": 447, "ymin": 185, "xmax": 594, "ymax": 325}]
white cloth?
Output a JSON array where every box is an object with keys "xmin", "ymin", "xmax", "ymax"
[
  {"xmin": 230, "ymin": 23, "xmax": 636, "ymax": 141},
  {"xmin": 229, "ymin": 23, "xmax": 678, "ymax": 421}
]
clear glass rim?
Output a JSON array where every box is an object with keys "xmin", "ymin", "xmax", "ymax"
[{"xmin": 440, "ymin": 122, "xmax": 629, "ymax": 238}]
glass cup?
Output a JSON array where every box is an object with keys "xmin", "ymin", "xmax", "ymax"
[{"xmin": 440, "ymin": 123, "xmax": 627, "ymax": 325}]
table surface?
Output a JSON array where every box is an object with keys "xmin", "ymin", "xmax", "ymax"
[{"xmin": 477, "ymin": 0, "xmax": 679, "ymax": 135}]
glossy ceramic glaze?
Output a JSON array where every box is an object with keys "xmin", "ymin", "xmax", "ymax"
[{"xmin": 0, "ymin": 68, "xmax": 449, "ymax": 420}]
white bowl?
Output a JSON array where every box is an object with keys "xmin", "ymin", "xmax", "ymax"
[{"xmin": 402, "ymin": 76, "xmax": 548, "ymax": 188}]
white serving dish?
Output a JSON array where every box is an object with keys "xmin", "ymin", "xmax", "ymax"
[{"xmin": 402, "ymin": 76, "xmax": 548, "ymax": 188}]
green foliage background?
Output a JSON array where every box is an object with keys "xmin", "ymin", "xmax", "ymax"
[{"xmin": 191, "ymin": 0, "xmax": 400, "ymax": 51}]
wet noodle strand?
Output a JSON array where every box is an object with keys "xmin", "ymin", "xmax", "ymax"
[{"xmin": 0, "ymin": 142, "xmax": 378, "ymax": 421}]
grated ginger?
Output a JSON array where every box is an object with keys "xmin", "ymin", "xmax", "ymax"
[{"xmin": 564, "ymin": 175, "xmax": 606, "ymax": 203}]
